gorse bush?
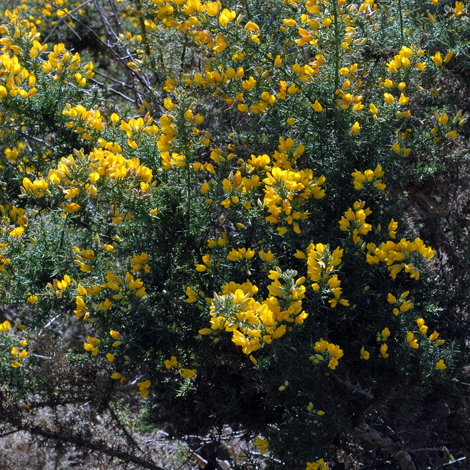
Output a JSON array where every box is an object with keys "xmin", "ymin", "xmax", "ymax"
[{"xmin": 0, "ymin": 0, "xmax": 469, "ymax": 468}]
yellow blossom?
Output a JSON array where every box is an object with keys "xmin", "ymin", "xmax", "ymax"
[
  {"xmin": 380, "ymin": 343, "xmax": 389, "ymax": 358},
  {"xmin": 350, "ymin": 121, "xmax": 360, "ymax": 135},
  {"xmin": 164, "ymin": 356, "xmax": 178, "ymax": 369},
  {"xmin": 432, "ymin": 51, "xmax": 443, "ymax": 66},
  {"xmin": 360, "ymin": 346, "xmax": 370, "ymax": 360},
  {"xmin": 180, "ymin": 368, "xmax": 196, "ymax": 378}
]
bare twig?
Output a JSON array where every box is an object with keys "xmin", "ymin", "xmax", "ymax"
[
  {"xmin": 92, "ymin": 69, "xmax": 146, "ymax": 96},
  {"xmin": 90, "ymin": 78, "xmax": 137, "ymax": 103},
  {"xmin": 43, "ymin": 0, "xmax": 152, "ymax": 96},
  {"xmin": 39, "ymin": 313, "xmax": 61, "ymax": 334},
  {"xmin": 93, "ymin": 0, "xmax": 120, "ymax": 43},
  {"xmin": 330, "ymin": 371, "xmax": 374, "ymax": 399},
  {"xmin": 107, "ymin": 0, "xmax": 123, "ymax": 33},
  {"xmin": 42, "ymin": 0, "xmax": 94, "ymax": 44}
]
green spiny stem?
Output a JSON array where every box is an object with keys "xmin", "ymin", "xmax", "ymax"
[
  {"xmin": 398, "ymin": 0, "xmax": 404, "ymax": 43},
  {"xmin": 332, "ymin": 0, "xmax": 340, "ymax": 98}
]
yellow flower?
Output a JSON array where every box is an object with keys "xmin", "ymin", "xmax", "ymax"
[
  {"xmin": 278, "ymin": 380, "xmax": 289, "ymax": 391},
  {"xmin": 360, "ymin": 346, "xmax": 370, "ymax": 360},
  {"xmin": 377, "ymin": 327, "xmax": 390, "ymax": 342},
  {"xmin": 180, "ymin": 368, "xmax": 196, "ymax": 378},
  {"xmin": 417, "ymin": 318, "xmax": 428, "ymax": 335},
  {"xmin": 137, "ymin": 380, "xmax": 151, "ymax": 398},
  {"xmin": 400, "ymin": 300, "xmax": 413, "ymax": 312},
  {"xmin": 219, "ymin": 8, "xmax": 236, "ymax": 26},
  {"xmin": 436, "ymin": 359, "xmax": 446, "ymax": 370},
  {"xmin": 245, "ymin": 21, "xmax": 259, "ymax": 32},
  {"xmin": 186, "ymin": 286, "xmax": 198, "ymax": 303},
  {"xmin": 432, "ymin": 51, "xmax": 442, "ymax": 66},
  {"xmin": 110, "ymin": 113, "xmax": 119, "ymax": 125},
  {"xmin": 136, "ymin": 287, "xmax": 146, "ymax": 297},
  {"xmin": 10, "ymin": 227, "xmax": 24, "ymax": 238},
  {"xmin": 380, "ymin": 343, "xmax": 389, "ymax": 358},
  {"xmin": 164, "ymin": 356, "xmax": 178, "ymax": 369},
  {"xmin": 65, "ymin": 203, "xmax": 80, "ymax": 213},
  {"xmin": 447, "ymin": 130, "xmax": 457, "ymax": 139},
  {"xmin": 254, "ymin": 437, "xmax": 269, "ymax": 455},
  {"xmin": 306, "ymin": 458, "xmax": 328, "ymax": 470},
  {"xmin": 350, "ymin": 121, "xmax": 360, "ymax": 135},
  {"xmin": 164, "ymin": 98, "xmax": 174, "ymax": 110},
  {"xmin": 407, "ymin": 331, "xmax": 419, "ymax": 349},
  {"xmin": 312, "ymin": 100, "xmax": 323, "ymax": 112},
  {"xmin": 287, "ymin": 84, "xmax": 298, "ymax": 95},
  {"xmin": 399, "ymin": 93, "xmax": 409, "ymax": 105},
  {"xmin": 89, "ymin": 172, "xmax": 100, "ymax": 184},
  {"xmin": 416, "ymin": 62, "xmax": 427, "ymax": 71},
  {"xmin": 206, "ymin": 0, "xmax": 222, "ymax": 16},
  {"xmin": 84, "ymin": 336, "xmax": 100, "ymax": 355},
  {"xmin": 259, "ymin": 250, "xmax": 275, "ymax": 262}
]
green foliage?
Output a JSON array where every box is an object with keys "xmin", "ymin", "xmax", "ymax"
[{"xmin": 0, "ymin": 0, "xmax": 469, "ymax": 468}]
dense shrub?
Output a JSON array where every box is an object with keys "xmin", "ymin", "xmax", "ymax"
[{"xmin": 0, "ymin": 0, "xmax": 469, "ymax": 468}]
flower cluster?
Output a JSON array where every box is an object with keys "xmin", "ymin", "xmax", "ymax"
[
  {"xmin": 263, "ymin": 166, "xmax": 325, "ymax": 235},
  {"xmin": 352, "ymin": 165, "xmax": 386, "ymax": 191},
  {"xmin": 63, "ymin": 104, "xmax": 104, "ymax": 140},
  {"xmin": 201, "ymin": 270, "xmax": 308, "ymax": 358},
  {"xmin": 310, "ymin": 339, "xmax": 344, "ymax": 370},
  {"xmin": 387, "ymin": 291, "xmax": 413, "ymax": 316},
  {"xmin": 366, "ymin": 238, "xmax": 435, "ymax": 279},
  {"xmin": 305, "ymin": 243, "xmax": 348, "ymax": 308},
  {"xmin": 338, "ymin": 201, "xmax": 372, "ymax": 244},
  {"xmin": 306, "ymin": 459, "xmax": 329, "ymax": 470}
]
